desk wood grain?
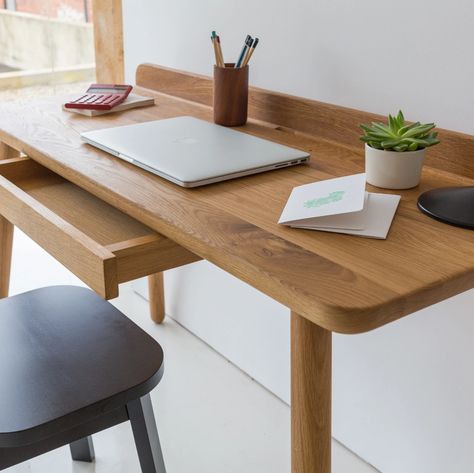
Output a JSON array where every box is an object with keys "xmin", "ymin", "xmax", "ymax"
[{"xmin": 0, "ymin": 68, "xmax": 472, "ymax": 333}]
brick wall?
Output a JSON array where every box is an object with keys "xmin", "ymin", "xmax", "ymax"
[{"xmin": 1, "ymin": 0, "xmax": 93, "ymax": 22}]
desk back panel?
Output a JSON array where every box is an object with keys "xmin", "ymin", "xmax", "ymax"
[{"xmin": 136, "ymin": 63, "xmax": 474, "ymax": 180}]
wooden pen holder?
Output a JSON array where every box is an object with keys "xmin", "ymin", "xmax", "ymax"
[{"xmin": 213, "ymin": 63, "xmax": 249, "ymax": 127}]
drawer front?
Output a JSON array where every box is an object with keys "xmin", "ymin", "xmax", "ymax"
[
  {"xmin": 0, "ymin": 174, "xmax": 118, "ymax": 298},
  {"xmin": 0, "ymin": 158, "xmax": 200, "ymax": 299}
]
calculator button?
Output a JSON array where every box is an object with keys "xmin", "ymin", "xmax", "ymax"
[
  {"xmin": 84, "ymin": 95, "xmax": 97, "ymax": 103},
  {"xmin": 91, "ymin": 95, "xmax": 105, "ymax": 103},
  {"xmin": 72, "ymin": 95, "xmax": 87, "ymax": 103}
]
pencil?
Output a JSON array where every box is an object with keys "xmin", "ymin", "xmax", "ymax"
[
  {"xmin": 211, "ymin": 31, "xmax": 221, "ymax": 67},
  {"xmin": 216, "ymin": 36, "xmax": 225, "ymax": 67},
  {"xmin": 211, "ymin": 36, "xmax": 220, "ymax": 66}
]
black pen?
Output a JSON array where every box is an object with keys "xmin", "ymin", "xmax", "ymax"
[
  {"xmin": 242, "ymin": 37, "xmax": 259, "ymax": 67},
  {"xmin": 235, "ymin": 35, "xmax": 253, "ymax": 68}
]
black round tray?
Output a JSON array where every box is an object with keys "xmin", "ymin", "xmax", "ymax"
[{"xmin": 417, "ymin": 186, "xmax": 474, "ymax": 229}]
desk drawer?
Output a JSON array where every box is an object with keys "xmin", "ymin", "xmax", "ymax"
[{"xmin": 0, "ymin": 157, "xmax": 200, "ymax": 298}]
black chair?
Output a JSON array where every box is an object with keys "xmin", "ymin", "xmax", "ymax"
[{"xmin": 0, "ymin": 286, "xmax": 166, "ymax": 473}]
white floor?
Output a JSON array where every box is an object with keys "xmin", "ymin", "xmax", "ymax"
[{"xmin": 5, "ymin": 230, "xmax": 378, "ymax": 473}]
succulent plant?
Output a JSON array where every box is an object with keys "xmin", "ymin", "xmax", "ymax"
[{"xmin": 360, "ymin": 110, "xmax": 440, "ymax": 152}]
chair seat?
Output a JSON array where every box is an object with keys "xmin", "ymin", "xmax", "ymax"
[{"xmin": 0, "ymin": 286, "xmax": 164, "ymax": 448}]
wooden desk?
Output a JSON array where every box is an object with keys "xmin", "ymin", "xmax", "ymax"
[{"xmin": 0, "ymin": 64, "xmax": 472, "ymax": 473}]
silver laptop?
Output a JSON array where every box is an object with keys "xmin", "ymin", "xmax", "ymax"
[{"xmin": 81, "ymin": 116, "xmax": 310, "ymax": 187}]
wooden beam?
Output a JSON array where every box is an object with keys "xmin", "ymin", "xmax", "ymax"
[{"xmin": 92, "ymin": 0, "xmax": 124, "ymax": 83}]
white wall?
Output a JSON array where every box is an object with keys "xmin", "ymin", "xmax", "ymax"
[
  {"xmin": 123, "ymin": 0, "xmax": 473, "ymax": 134},
  {"xmin": 123, "ymin": 1, "xmax": 474, "ymax": 471}
]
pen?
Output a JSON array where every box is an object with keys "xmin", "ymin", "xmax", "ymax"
[
  {"xmin": 235, "ymin": 35, "xmax": 253, "ymax": 68},
  {"xmin": 241, "ymin": 37, "xmax": 254, "ymax": 66},
  {"xmin": 242, "ymin": 37, "xmax": 259, "ymax": 67}
]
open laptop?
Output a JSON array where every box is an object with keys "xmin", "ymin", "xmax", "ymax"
[{"xmin": 81, "ymin": 116, "xmax": 310, "ymax": 187}]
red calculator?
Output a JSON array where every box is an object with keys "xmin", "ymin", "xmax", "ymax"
[{"xmin": 65, "ymin": 84, "xmax": 133, "ymax": 111}]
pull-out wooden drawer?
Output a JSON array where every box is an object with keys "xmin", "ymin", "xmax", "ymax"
[{"xmin": 0, "ymin": 157, "xmax": 200, "ymax": 299}]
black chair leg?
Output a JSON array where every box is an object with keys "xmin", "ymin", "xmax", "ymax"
[
  {"xmin": 69, "ymin": 435, "xmax": 95, "ymax": 462},
  {"xmin": 127, "ymin": 394, "xmax": 166, "ymax": 473}
]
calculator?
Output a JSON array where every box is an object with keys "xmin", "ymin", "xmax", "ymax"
[{"xmin": 65, "ymin": 84, "xmax": 133, "ymax": 111}]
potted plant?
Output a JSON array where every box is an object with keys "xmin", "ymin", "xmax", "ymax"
[{"xmin": 360, "ymin": 111, "xmax": 440, "ymax": 189}]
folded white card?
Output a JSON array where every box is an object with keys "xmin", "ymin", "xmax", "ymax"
[
  {"xmin": 278, "ymin": 173, "xmax": 400, "ymax": 239},
  {"xmin": 279, "ymin": 173, "xmax": 367, "ymax": 225}
]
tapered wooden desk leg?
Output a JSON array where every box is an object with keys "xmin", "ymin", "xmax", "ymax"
[
  {"xmin": 0, "ymin": 144, "xmax": 18, "ymax": 298},
  {"xmin": 291, "ymin": 312, "xmax": 332, "ymax": 473},
  {"xmin": 148, "ymin": 273, "xmax": 165, "ymax": 324},
  {"xmin": 0, "ymin": 217, "xmax": 14, "ymax": 299}
]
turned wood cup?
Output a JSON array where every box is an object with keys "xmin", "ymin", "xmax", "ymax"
[{"xmin": 213, "ymin": 63, "xmax": 249, "ymax": 127}]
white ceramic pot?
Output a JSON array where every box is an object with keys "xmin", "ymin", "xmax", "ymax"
[{"xmin": 365, "ymin": 143, "xmax": 426, "ymax": 189}]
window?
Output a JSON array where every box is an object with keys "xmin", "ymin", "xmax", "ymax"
[{"xmin": 0, "ymin": 0, "xmax": 95, "ymax": 100}]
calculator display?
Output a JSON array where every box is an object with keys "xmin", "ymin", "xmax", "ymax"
[{"xmin": 87, "ymin": 86, "xmax": 129, "ymax": 94}]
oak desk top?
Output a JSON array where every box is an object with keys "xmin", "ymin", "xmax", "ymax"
[{"xmin": 0, "ymin": 64, "xmax": 472, "ymax": 334}]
